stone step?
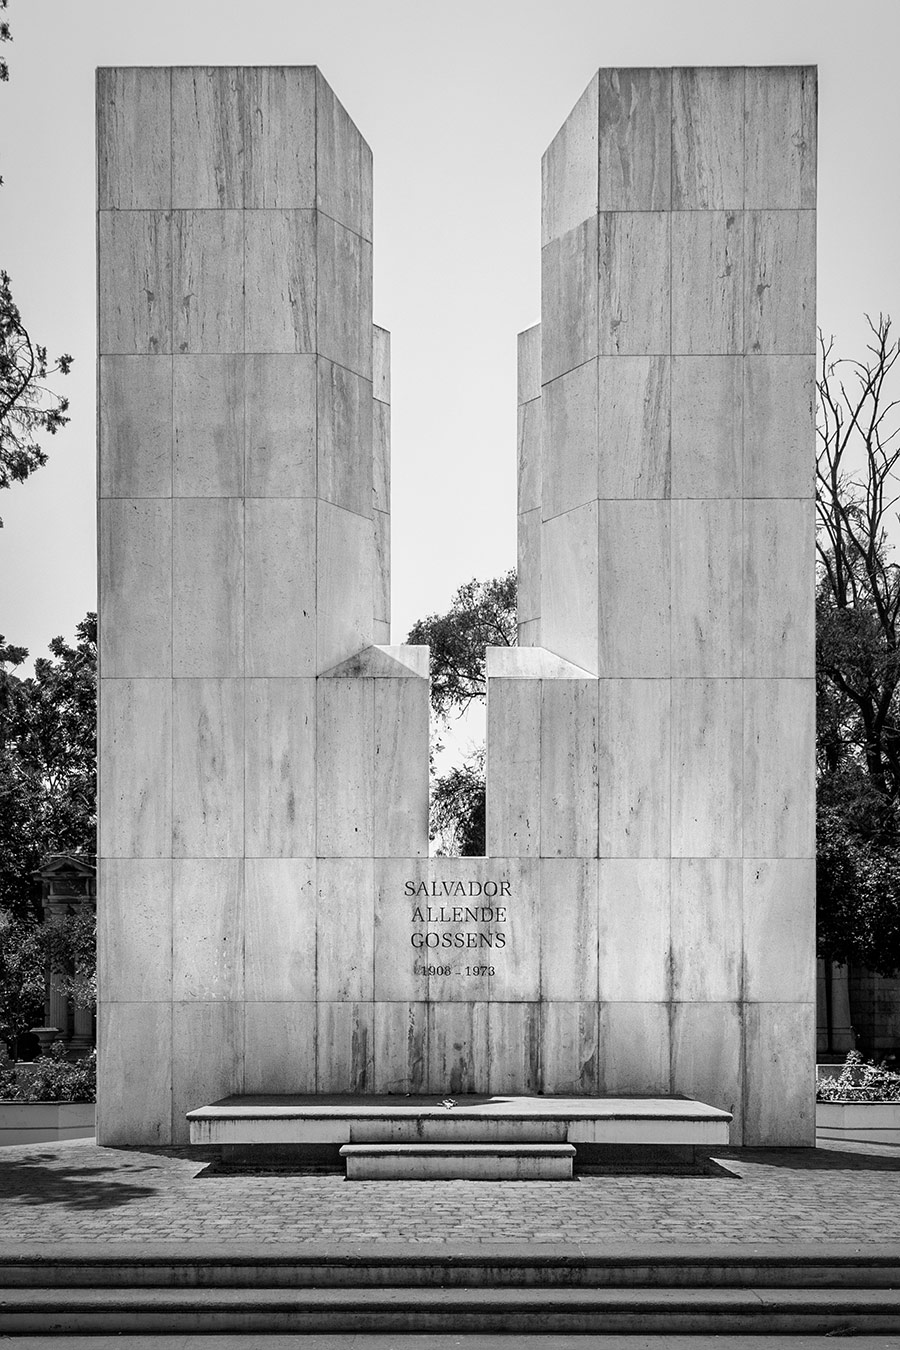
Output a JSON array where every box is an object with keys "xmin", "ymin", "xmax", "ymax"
[
  {"xmin": 339, "ymin": 1141, "xmax": 575, "ymax": 1180},
  {"xmin": 2, "ymin": 1284, "xmax": 900, "ymax": 1335}
]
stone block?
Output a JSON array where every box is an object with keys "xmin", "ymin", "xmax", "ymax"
[
  {"xmin": 597, "ymin": 356, "xmax": 670, "ymax": 499},
  {"xmin": 598, "ymin": 679, "xmax": 670, "ymax": 858},
  {"xmin": 540, "ymin": 1002, "xmax": 599, "ymax": 1093},
  {"xmin": 541, "ymin": 501, "xmax": 598, "ymax": 675},
  {"xmin": 316, "ymin": 501, "xmax": 374, "ymax": 672},
  {"xmin": 99, "ymin": 680, "xmax": 172, "ymax": 859},
  {"xmin": 541, "ymin": 858, "xmax": 598, "ymax": 1001},
  {"xmin": 374, "ymin": 859, "xmax": 429, "ymax": 1002},
  {"xmin": 541, "ymin": 219, "xmax": 598, "ymax": 384},
  {"xmin": 98, "ymin": 859, "xmax": 172, "ymax": 1002},
  {"xmin": 374, "ymin": 678, "xmax": 429, "ymax": 856},
  {"xmin": 598, "ymin": 1002, "xmax": 670, "ymax": 1095},
  {"xmin": 243, "ymin": 66, "xmax": 316, "ymax": 209},
  {"xmin": 373, "ymin": 324, "xmax": 391, "ymax": 403},
  {"xmin": 517, "ymin": 508, "xmax": 541, "ymax": 623},
  {"xmin": 423, "ymin": 858, "xmax": 501, "ymax": 1005},
  {"xmin": 373, "ymin": 619, "xmax": 391, "ymax": 645},
  {"xmin": 517, "ymin": 397, "xmax": 541, "ymax": 515},
  {"xmin": 598, "ymin": 213, "xmax": 670, "ymax": 355},
  {"xmin": 316, "ymin": 1001, "xmax": 373, "ymax": 1093},
  {"xmin": 426, "ymin": 1002, "xmax": 489, "ymax": 1095},
  {"xmin": 671, "ymin": 858, "xmax": 741, "ymax": 1001},
  {"xmin": 244, "ymin": 678, "xmax": 315, "ymax": 857},
  {"xmin": 670, "ymin": 356, "xmax": 742, "ymax": 498},
  {"xmin": 374, "ymin": 509, "xmax": 390, "ymax": 625},
  {"xmin": 743, "ymin": 1002, "xmax": 816, "ymax": 1145},
  {"xmin": 373, "ymin": 400, "xmax": 391, "ymax": 513},
  {"xmin": 745, "ymin": 210, "xmax": 816, "ymax": 354},
  {"xmin": 491, "ymin": 860, "xmax": 540, "ymax": 1002},
  {"xmin": 99, "ymin": 356, "xmax": 173, "ymax": 498},
  {"xmin": 672, "ymin": 67, "xmax": 744, "ymax": 209},
  {"xmin": 518, "ymin": 324, "xmax": 541, "ymax": 405},
  {"xmin": 540, "ymin": 679, "xmax": 599, "ymax": 857},
  {"xmin": 173, "ymin": 355, "xmax": 243, "ymax": 496},
  {"xmin": 373, "ymin": 1002, "xmax": 428, "ymax": 1094},
  {"xmin": 244, "ymin": 354, "xmax": 317, "ymax": 498},
  {"xmin": 542, "ymin": 359, "xmax": 598, "ymax": 518},
  {"xmin": 671, "ymin": 499, "xmax": 742, "ymax": 677},
  {"xmin": 244, "ymin": 209, "xmax": 316, "ymax": 353},
  {"xmin": 541, "ymin": 73, "xmax": 598, "ymax": 245},
  {"xmin": 317, "ymin": 858, "xmax": 375, "ymax": 1001},
  {"xmin": 173, "ymin": 498, "xmax": 243, "ymax": 677},
  {"xmin": 99, "ymin": 498, "xmax": 171, "ymax": 678},
  {"xmin": 99, "ymin": 211, "xmax": 172, "ymax": 354},
  {"xmin": 743, "ymin": 679, "xmax": 815, "ymax": 858},
  {"xmin": 244, "ymin": 1002, "xmax": 317, "ymax": 1093},
  {"xmin": 671, "ymin": 1001, "xmax": 742, "ymax": 1143},
  {"xmin": 671, "ymin": 211, "xmax": 742, "ymax": 355},
  {"xmin": 172, "ymin": 858, "xmax": 243, "ymax": 1001},
  {"xmin": 486, "ymin": 678, "xmax": 541, "ymax": 857},
  {"xmin": 671, "ymin": 678, "xmax": 742, "ymax": 857},
  {"xmin": 172, "ymin": 1001, "xmax": 243, "ymax": 1143},
  {"xmin": 317, "ymin": 214, "xmax": 373, "ymax": 379},
  {"xmin": 172, "ymin": 678, "xmax": 243, "ymax": 857},
  {"xmin": 316, "ymin": 71, "xmax": 374, "ymax": 240},
  {"xmin": 244, "ymin": 858, "xmax": 316, "ymax": 1001},
  {"xmin": 599, "ymin": 859, "xmax": 669, "ymax": 1001},
  {"xmin": 173, "ymin": 210, "xmax": 243, "ymax": 353},
  {"xmin": 317, "ymin": 359, "xmax": 373, "ymax": 517},
  {"xmin": 245, "ymin": 498, "xmax": 316, "ymax": 677},
  {"xmin": 97, "ymin": 67, "xmax": 171, "ymax": 209},
  {"xmin": 745, "ymin": 67, "xmax": 817, "ymax": 209},
  {"xmin": 743, "ymin": 499, "xmax": 814, "ymax": 677},
  {"xmin": 97, "ymin": 1001, "xmax": 172, "ymax": 1145},
  {"xmin": 598, "ymin": 68, "xmax": 671, "ymax": 210},
  {"xmin": 743, "ymin": 355, "xmax": 815, "ymax": 498},
  {"xmin": 597, "ymin": 500, "xmax": 670, "ymax": 677},
  {"xmin": 172, "ymin": 67, "xmax": 243, "ymax": 208},
  {"xmin": 518, "ymin": 618, "xmax": 541, "ymax": 647},
  {"xmin": 316, "ymin": 680, "xmax": 374, "ymax": 857},
  {"xmin": 743, "ymin": 858, "xmax": 816, "ymax": 1002},
  {"xmin": 488, "ymin": 1003, "xmax": 541, "ymax": 1093}
]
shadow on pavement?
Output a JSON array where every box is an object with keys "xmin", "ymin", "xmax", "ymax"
[
  {"xmin": 0, "ymin": 1153, "xmax": 158, "ymax": 1210},
  {"xmin": 716, "ymin": 1143, "xmax": 900, "ymax": 1172}
]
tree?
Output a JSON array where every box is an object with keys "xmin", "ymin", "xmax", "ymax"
[
  {"xmin": 0, "ymin": 910, "xmax": 45, "ymax": 1061},
  {"xmin": 407, "ymin": 571, "xmax": 516, "ymax": 855}
]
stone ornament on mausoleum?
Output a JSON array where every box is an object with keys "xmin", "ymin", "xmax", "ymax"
[{"xmin": 96, "ymin": 65, "xmax": 815, "ymax": 1150}]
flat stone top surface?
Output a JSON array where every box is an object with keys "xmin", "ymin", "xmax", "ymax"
[{"xmin": 187, "ymin": 1094, "xmax": 732, "ymax": 1122}]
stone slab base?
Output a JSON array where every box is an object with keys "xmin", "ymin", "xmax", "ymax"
[{"xmin": 339, "ymin": 1141, "xmax": 575, "ymax": 1180}]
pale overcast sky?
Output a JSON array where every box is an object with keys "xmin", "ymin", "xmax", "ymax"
[{"xmin": 1, "ymin": 0, "xmax": 898, "ymax": 676}]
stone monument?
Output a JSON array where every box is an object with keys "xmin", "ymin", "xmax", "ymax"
[{"xmin": 97, "ymin": 65, "xmax": 815, "ymax": 1148}]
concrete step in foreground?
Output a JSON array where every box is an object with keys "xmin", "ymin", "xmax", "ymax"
[{"xmin": 339, "ymin": 1142, "xmax": 576, "ymax": 1179}]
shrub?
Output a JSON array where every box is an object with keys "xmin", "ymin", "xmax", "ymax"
[
  {"xmin": 0, "ymin": 1044, "xmax": 95, "ymax": 1102},
  {"xmin": 817, "ymin": 1049, "xmax": 900, "ymax": 1102}
]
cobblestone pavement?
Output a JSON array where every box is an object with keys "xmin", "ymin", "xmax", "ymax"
[{"xmin": 0, "ymin": 1137, "xmax": 897, "ymax": 1246}]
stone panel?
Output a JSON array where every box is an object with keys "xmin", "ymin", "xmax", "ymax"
[
  {"xmin": 671, "ymin": 499, "xmax": 742, "ymax": 677},
  {"xmin": 671, "ymin": 858, "xmax": 742, "ymax": 1001},
  {"xmin": 317, "ymin": 859, "xmax": 375, "ymax": 1001},
  {"xmin": 244, "ymin": 1002, "xmax": 316, "ymax": 1093},
  {"xmin": 542, "ymin": 359, "xmax": 597, "ymax": 518},
  {"xmin": 244, "ymin": 858, "xmax": 316, "ymax": 1001},
  {"xmin": 99, "ymin": 680, "xmax": 172, "ymax": 859},
  {"xmin": 743, "ymin": 858, "xmax": 816, "ymax": 1002},
  {"xmin": 670, "ymin": 356, "xmax": 742, "ymax": 498},
  {"xmin": 316, "ymin": 680, "xmax": 374, "ymax": 857},
  {"xmin": 541, "ymin": 220, "xmax": 598, "ymax": 384},
  {"xmin": 541, "ymin": 502, "xmax": 598, "ymax": 675},
  {"xmin": 374, "ymin": 509, "xmax": 390, "ymax": 626},
  {"xmin": 540, "ymin": 859, "xmax": 598, "ymax": 1001},
  {"xmin": 598, "ymin": 1003, "xmax": 670, "ymax": 1095},
  {"xmin": 373, "ymin": 324, "xmax": 391, "ymax": 403},
  {"xmin": 315, "ymin": 1003, "xmax": 373, "ymax": 1093},
  {"xmin": 317, "ymin": 359, "xmax": 373, "ymax": 517},
  {"xmin": 97, "ymin": 67, "xmax": 171, "ymax": 209},
  {"xmin": 598, "ymin": 679, "xmax": 670, "ymax": 858},
  {"xmin": 486, "ymin": 678, "xmax": 541, "ymax": 857},
  {"xmin": 245, "ymin": 498, "xmax": 316, "ymax": 678},
  {"xmin": 541, "ymin": 73, "xmax": 598, "ymax": 244},
  {"xmin": 99, "ymin": 356, "xmax": 172, "ymax": 498},
  {"xmin": 173, "ymin": 355, "xmax": 243, "ymax": 496},
  {"xmin": 517, "ymin": 508, "xmax": 541, "ymax": 623},
  {"xmin": 744, "ymin": 67, "xmax": 817, "ymax": 210},
  {"xmin": 373, "ymin": 1002, "xmax": 428, "ymax": 1094},
  {"xmin": 598, "ymin": 68, "xmax": 671, "ymax": 210},
  {"xmin": 172, "ymin": 1001, "xmax": 243, "ymax": 1143},
  {"xmin": 316, "ymin": 500, "xmax": 374, "ymax": 672},
  {"xmin": 671, "ymin": 211, "xmax": 742, "ymax": 355},
  {"xmin": 97, "ymin": 1002, "xmax": 172, "ymax": 1145},
  {"xmin": 743, "ymin": 355, "xmax": 815, "ymax": 498},
  {"xmin": 598, "ymin": 859, "xmax": 669, "ymax": 1001},
  {"xmin": 98, "ymin": 859, "xmax": 172, "ymax": 1002},
  {"xmin": 99, "ymin": 498, "xmax": 171, "ymax": 678},
  {"xmin": 517, "ymin": 397, "xmax": 541, "ymax": 515},
  {"xmin": 540, "ymin": 1002, "xmax": 600, "ymax": 1093},
  {"xmin": 598, "ymin": 213, "xmax": 670, "ymax": 355},
  {"xmin": 373, "ymin": 401, "xmax": 391, "ymax": 515},
  {"xmin": 672, "ymin": 1002, "xmax": 743, "ymax": 1142},
  {"xmin": 173, "ymin": 498, "xmax": 243, "ymax": 677},
  {"xmin": 744, "ymin": 211, "xmax": 816, "ymax": 354},
  {"xmin": 596, "ymin": 356, "xmax": 669, "ymax": 499},
  {"xmin": 173, "ymin": 210, "xmax": 243, "ymax": 353},
  {"xmin": 743, "ymin": 679, "xmax": 815, "ymax": 858},
  {"xmin": 374, "ymin": 679, "xmax": 429, "ymax": 857},
  {"xmin": 672, "ymin": 67, "xmax": 744, "ymax": 209},
  {"xmin": 491, "ymin": 860, "xmax": 540, "ymax": 1002},
  {"xmin": 172, "ymin": 678, "xmax": 244, "ymax": 857},
  {"xmin": 743, "ymin": 1002, "xmax": 816, "ymax": 1145},
  {"xmin": 744, "ymin": 499, "xmax": 814, "ymax": 677},
  {"xmin": 540, "ymin": 680, "xmax": 599, "ymax": 857},
  {"xmin": 172, "ymin": 858, "xmax": 243, "ymax": 1001},
  {"xmin": 244, "ymin": 354, "xmax": 317, "ymax": 498},
  {"xmin": 597, "ymin": 500, "xmax": 670, "ymax": 677},
  {"xmin": 244, "ymin": 209, "xmax": 316, "ymax": 353},
  {"xmin": 316, "ymin": 70, "xmax": 374, "ymax": 241},
  {"xmin": 98, "ymin": 211, "xmax": 172, "ymax": 354},
  {"xmin": 671, "ymin": 678, "xmax": 742, "ymax": 857},
  {"xmin": 243, "ymin": 66, "xmax": 316, "ymax": 209},
  {"xmin": 426, "ymin": 1002, "xmax": 489, "ymax": 1095},
  {"xmin": 488, "ymin": 1003, "xmax": 541, "ymax": 1093},
  {"xmin": 374, "ymin": 859, "xmax": 429, "ymax": 1002},
  {"xmin": 172, "ymin": 67, "xmax": 244, "ymax": 208},
  {"xmin": 517, "ymin": 324, "xmax": 541, "ymax": 404},
  {"xmin": 317, "ymin": 214, "xmax": 373, "ymax": 379}
]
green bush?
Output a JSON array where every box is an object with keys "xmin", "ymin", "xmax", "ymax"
[
  {"xmin": 817, "ymin": 1049, "xmax": 900, "ymax": 1102},
  {"xmin": 0, "ymin": 1044, "xmax": 95, "ymax": 1102}
]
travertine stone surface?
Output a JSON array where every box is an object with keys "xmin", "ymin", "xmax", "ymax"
[
  {"xmin": 671, "ymin": 211, "xmax": 742, "ymax": 355},
  {"xmin": 244, "ymin": 67, "xmax": 316, "ymax": 209},
  {"xmin": 598, "ymin": 859, "xmax": 669, "ymax": 1001},
  {"xmin": 172, "ymin": 679, "xmax": 244, "ymax": 858},
  {"xmin": 97, "ymin": 1002, "xmax": 172, "ymax": 1145},
  {"xmin": 98, "ymin": 212, "xmax": 171, "ymax": 354},
  {"xmin": 99, "ymin": 499, "xmax": 171, "ymax": 678},
  {"xmin": 172, "ymin": 67, "xmax": 244, "ymax": 208},
  {"xmin": 744, "ymin": 67, "xmax": 817, "ymax": 209},
  {"xmin": 99, "ymin": 680, "xmax": 172, "ymax": 859},
  {"xmin": 670, "ymin": 356, "xmax": 742, "ymax": 498},
  {"xmin": 541, "ymin": 220, "xmax": 598, "ymax": 383},
  {"xmin": 244, "ymin": 1001, "xmax": 317, "ymax": 1093},
  {"xmin": 541, "ymin": 73, "xmax": 598, "ymax": 245},
  {"xmin": 244, "ymin": 498, "xmax": 316, "ymax": 676},
  {"xmin": 597, "ymin": 680, "xmax": 670, "ymax": 858},
  {"xmin": 98, "ymin": 859, "xmax": 172, "ymax": 1001},
  {"xmin": 598, "ymin": 212, "xmax": 670, "ymax": 355},
  {"xmin": 671, "ymin": 678, "xmax": 742, "ymax": 857},
  {"xmin": 174, "ymin": 210, "xmax": 243, "ymax": 353},
  {"xmin": 99, "ymin": 356, "xmax": 172, "ymax": 497},
  {"xmin": 598, "ymin": 68, "xmax": 671, "ymax": 211},
  {"xmin": 542, "ymin": 359, "xmax": 597, "ymax": 518},
  {"xmin": 244, "ymin": 354, "xmax": 317, "ymax": 497},
  {"xmin": 672, "ymin": 67, "xmax": 744, "ymax": 210},
  {"xmin": 173, "ymin": 356, "xmax": 243, "ymax": 496},
  {"xmin": 173, "ymin": 498, "xmax": 244, "ymax": 676},
  {"xmin": 596, "ymin": 356, "xmax": 669, "ymax": 498},
  {"xmin": 244, "ymin": 858, "xmax": 316, "ymax": 1000},
  {"xmin": 172, "ymin": 858, "xmax": 243, "ymax": 1001},
  {"xmin": 243, "ymin": 678, "xmax": 316, "ymax": 857},
  {"xmin": 244, "ymin": 209, "xmax": 316, "ymax": 352},
  {"xmin": 97, "ymin": 67, "xmax": 171, "ymax": 209},
  {"xmin": 671, "ymin": 499, "xmax": 742, "ymax": 677}
]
